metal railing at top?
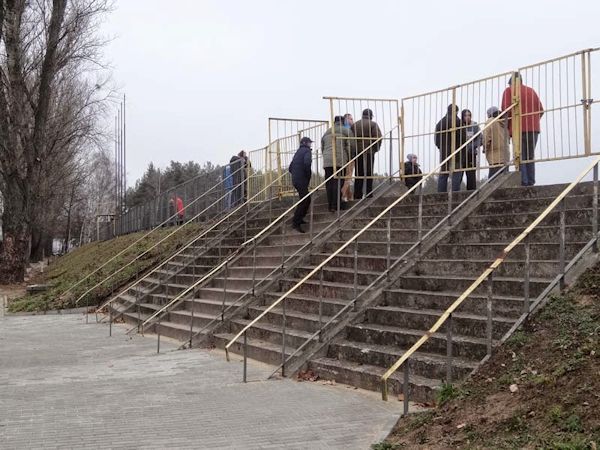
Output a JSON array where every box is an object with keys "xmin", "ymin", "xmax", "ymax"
[
  {"xmin": 401, "ymin": 48, "xmax": 598, "ymax": 181},
  {"xmin": 224, "ymin": 106, "xmax": 516, "ymax": 379},
  {"xmin": 60, "ymin": 163, "xmax": 249, "ymax": 308},
  {"xmin": 133, "ymin": 125, "xmax": 401, "ymax": 344},
  {"xmin": 381, "ymin": 155, "xmax": 600, "ymax": 414}
]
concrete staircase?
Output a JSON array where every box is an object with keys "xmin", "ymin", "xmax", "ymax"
[{"xmin": 308, "ymin": 183, "xmax": 595, "ymax": 403}]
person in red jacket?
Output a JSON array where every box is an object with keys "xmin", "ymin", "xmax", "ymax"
[
  {"xmin": 175, "ymin": 195, "xmax": 184, "ymax": 225},
  {"xmin": 501, "ymin": 72, "xmax": 544, "ymax": 186}
]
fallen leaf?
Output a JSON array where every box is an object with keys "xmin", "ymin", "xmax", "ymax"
[
  {"xmin": 509, "ymin": 384, "xmax": 519, "ymax": 393},
  {"xmin": 456, "ymin": 423, "xmax": 466, "ymax": 429},
  {"xmin": 397, "ymin": 394, "xmax": 404, "ymax": 401}
]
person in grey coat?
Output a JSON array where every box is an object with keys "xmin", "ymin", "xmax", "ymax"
[
  {"xmin": 288, "ymin": 137, "xmax": 314, "ymax": 233},
  {"xmin": 321, "ymin": 116, "xmax": 354, "ymax": 211},
  {"xmin": 459, "ymin": 109, "xmax": 482, "ymax": 191}
]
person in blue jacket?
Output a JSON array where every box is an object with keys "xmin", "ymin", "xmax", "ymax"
[{"xmin": 289, "ymin": 136, "xmax": 313, "ymax": 233}]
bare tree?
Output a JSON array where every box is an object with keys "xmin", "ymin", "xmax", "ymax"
[{"xmin": 0, "ymin": 0, "xmax": 111, "ymax": 281}]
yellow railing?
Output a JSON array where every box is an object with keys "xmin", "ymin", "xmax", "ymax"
[
  {"xmin": 381, "ymin": 155, "xmax": 600, "ymax": 407},
  {"xmin": 224, "ymin": 106, "xmax": 516, "ymax": 362}
]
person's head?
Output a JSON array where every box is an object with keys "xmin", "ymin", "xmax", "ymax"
[
  {"xmin": 406, "ymin": 153, "xmax": 418, "ymax": 164},
  {"xmin": 447, "ymin": 104, "xmax": 459, "ymax": 116},
  {"xmin": 300, "ymin": 136, "xmax": 313, "ymax": 148},
  {"xmin": 461, "ymin": 109, "xmax": 472, "ymax": 125},
  {"xmin": 333, "ymin": 115, "xmax": 344, "ymax": 125},
  {"xmin": 508, "ymin": 72, "xmax": 521, "ymax": 86},
  {"xmin": 343, "ymin": 113, "xmax": 354, "ymax": 127},
  {"xmin": 487, "ymin": 106, "xmax": 500, "ymax": 118},
  {"xmin": 362, "ymin": 108, "xmax": 373, "ymax": 120},
  {"xmin": 238, "ymin": 150, "xmax": 246, "ymax": 158}
]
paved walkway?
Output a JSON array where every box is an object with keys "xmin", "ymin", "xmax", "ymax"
[{"xmin": 0, "ymin": 314, "xmax": 403, "ymax": 449}]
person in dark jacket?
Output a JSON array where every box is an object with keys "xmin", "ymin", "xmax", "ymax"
[
  {"xmin": 352, "ymin": 108, "xmax": 382, "ymax": 199},
  {"xmin": 459, "ymin": 109, "xmax": 482, "ymax": 191},
  {"xmin": 435, "ymin": 104, "xmax": 466, "ymax": 192},
  {"xmin": 289, "ymin": 137, "xmax": 313, "ymax": 233},
  {"xmin": 229, "ymin": 152, "xmax": 244, "ymax": 206},
  {"xmin": 403, "ymin": 154, "xmax": 423, "ymax": 190}
]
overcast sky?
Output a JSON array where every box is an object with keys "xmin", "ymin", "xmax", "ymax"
[{"xmin": 102, "ymin": 0, "xmax": 600, "ymax": 186}]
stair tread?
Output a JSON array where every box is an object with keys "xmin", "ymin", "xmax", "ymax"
[
  {"xmin": 311, "ymin": 357, "xmax": 442, "ymax": 388},
  {"xmin": 400, "ymin": 274, "xmax": 553, "ymax": 283},
  {"xmin": 215, "ymin": 332, "xmax": 300, "ymax": 356},
  {"xmin": 168, "ymin": 309, "xmax": 216, "ymax": 320},
  {"xmin": 385, "ymin": 287, "xmax": 523, "ymax": 301},
  {"xmin": 250, "ymin": 305, "xmax": 337, "ymax": 323},
  {"xmin": 263, "ymin": 291, "xmax": 349, "ymax": 306},
  {"xmin": 332, "ymin": 339, "xmax": 478, "ymax": 369},
  {"xmin": 372, "ymin": 305, "xmax": 516, "ymax": 324},
  {"xmin": 231, "ymin": 319, "xmax": 314, "ymax": 340},
  {"xmin": 349, "ymin": 322, "xmax": 493, "ymax": 345}
]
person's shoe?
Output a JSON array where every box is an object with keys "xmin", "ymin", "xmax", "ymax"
[
  {"xmin": 340, "ymin": 202, "xmax": 349, "ymax": 210},
  {"xmin": 292, "ymin": 224, "xmax": 305, "ymax": 233}
]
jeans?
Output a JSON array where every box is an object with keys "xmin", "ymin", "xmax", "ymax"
[
  {"xmin": 453, "ymin": 169, "xmax": 477, "ymax": 191},
  {"xmin": 520, "ymin": 132, "xmax": 539, "ymax": 186},
  {"xmin": 292, "ymin": 182, "xmax": 311, "ymax": 226},
  {"xmin": 437, "ymin": 172, "xmax": 464, "ymax": 192},
  {"xmin": 324, "ymin": 167, "xmax": 343, "ymax": 210},
  {"xmin": 354, "ymin": 150, "xmax": 375, "ymax": 199},
  {"xmin": 488, "ymin": 166, "xmax": 508, "ymax": 179}
]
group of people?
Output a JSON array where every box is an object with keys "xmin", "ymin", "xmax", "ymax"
[
  {"xmin": 434, "ymin": 73, "xmax": 544, "ymax": 192},
  {"xmin": 223, "ymin": 150, "xmax": 250, "ymax": 209},
  {"xmin": 288, "ymin": 73, "xmax": 544, "ymax": 232},
  {"xmin": 289, "ymin": 109, "xmax": 383, "ymax": 232}
]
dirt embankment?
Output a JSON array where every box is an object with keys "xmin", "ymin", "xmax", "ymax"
[{"xmin": 383, "ymin": 262, "xmax": 600, "ymax": 450}]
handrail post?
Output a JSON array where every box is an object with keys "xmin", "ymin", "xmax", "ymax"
[
  {"xmin": 309, "ymin": 188, "xmax": 315, "ymax": 242},
  {"xmin": 109, "ymin": 303, "xmax": 112, "ymax": 337},
  {"xmin": 243, "ymin": 330, "xmax": 248, "ymax": 383},
  {"xmin": 559, "ymin": 198, "xmax": 566, "ymax": 289},
  {"xmin": 189, "ymin": 287, "xmax": 195, "ymax": 349},
  {"xmin": 318, "ymin": 267, "xmax": 324, "ymax": 342},
  {"xmin": 487, "ymin": 272, "xmax": 494, "ymax": 356},
  {"xmin": 386, "ymin": 210, "xmax": 392, "ymax": 278},
  {"xmin": 281, "ymin": 297, "xmax": 287, "ymax": 377},
  {"xmin": 221, "ymin": 262, "xmax": 229, "ymax": 321},
  {"xmin": 353, "ymin": 238, "xmax": 359, "ymax": 312},
  {"xmin": 403, "ymin": 362, "xmax": 409, "ymax": 416},
  {"xmin": 280, "ymin": 221, "xmax": 286, "ymax": 273},
  {"xmin": 157, "ymin": 314, "xmax": 161, "ymax": 354},
  {"xmin": 593, "ymin": 162, "xmax": 598, "ymax": 253},
  {"xmin": 523, "ymin": 236, "xmax": 530, "ymax": 313},
  {"xmin": 446, "ymin": 313, "xmax": 453, "ymax": 384},
  {"xmin": 417, "ymin": 184, "xmax": 423, "ymax": 241},
  {"xmin": 251, "ymin": 242, "xmax": 257, "ymax": 297}
]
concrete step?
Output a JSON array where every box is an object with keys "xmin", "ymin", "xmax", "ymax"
[
  {"xmin": 345, "ymin": 322, "xmax": 491, "ymax": 360},
  {"xmin": 167, "ymin": 309, "xmax": 216, "ymax": 329},
  {"xmin": 430, "ymin": 241, "xmax": 586, "ymax": 261},
  {"xmin": 461, "ymin": 208, "xmax": 593, "ymax": 229},
  {"xmin": 383, "ymin": 288, "xmax": 525, "ymax": 319},
  {"xmin": 364, "ymin": 305, "xmax": 514, "ymax": 340},
  {"xmin": 323, "ymin": 240, "xmax": 417, "ymax": 257},
  {"xmin": 248, "ymin": 304, "xmax": 336, "ymax": 334},
  {"xmin": 291, "ymin": 266, "xmax": 382, "ymax": 287},
  {"xmin": 393, "ymin": 273, "xmax": 551, "ymax": 297},
  {"xmin": 262, "ymin": 292, "xmax": 350, "ymax": 317},
  {"xmin": 278, "ymin": 278, "xmax": 370, "ymax": 300},
  {"xmin": 328, "ymin": 339, "xmax": 477, "ymax": 381},
  {"xmin": 229, "ymin": 319, "xmax": 314, "ymax": 350},
  {"xmin": 448, "ymin": 224, "xmax": 593, "ymax": 244},
  {"xmin": 183, "ymin": 297, "xmax": 237, "ymax": 317},
  {"xmin": 214, "ymin": 332, "xmax": 301, "ymax": 367},
  {"xmin": 308, "ymin": 357, "xmax": 439, "ymax": 404},
  {"xmin": 310, "ymin": 253, "xmax": 391, "ymax": 272},
  {"xmin": 412, "ymin": 258, "xmax": 561, "ymax": 279}
]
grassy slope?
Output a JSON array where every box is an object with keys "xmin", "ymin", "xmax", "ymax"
[
  {"xmin": 381, "ymin": 262, "xmax": 600, "ymax": 450},
  {"xmin": 8, "ymin": 223, "xmax": 203, "ymax": 312}
]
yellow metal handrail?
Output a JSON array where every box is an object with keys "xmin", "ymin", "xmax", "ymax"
[
  {"xmin": 224, "ymin": 105, "xmax": 516, "ymax": 356},
  {"xmin": 138, "ymin": 125, "xmax": 400, "ymax": 331},
  {"xmin": 380, "ymin": 155, "xmax": 600, "ymax": 401},
  {"xmin": 65, "ymin": 162, "xmax": 248, "ymax": 303}
]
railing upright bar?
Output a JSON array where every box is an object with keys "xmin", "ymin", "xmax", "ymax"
[
  {"xmin": 403, "ymin": 362, "xmax": 409, "ymax": 416},
  {"xmin": 559, "ymin": 198, "xmax": 566, "ymax": 289},
  {"xmin": 523, "ymin": 236, "xmax": 530, "ymax": 313},
  {"xmin": 309, "ymin": 190, "xmax": 315, "ymax": 242},
  {"xmin": 446, "ymin": 314, "xmax": 453, "ymax": 383},
  {"xmin": 417, "ymin": 185, "xmax": 423, "ymax": 241},
  {"xmin": 189, "ymin": 288, "xmax": 195, "ymax": 348},
  {"xmin": 486, "ymin": 272, "xmax": 494, "ymax": 356},
  {"xmin": 318, "ymin": 267, "xmax": 324, "ymax": 342},
  {"xmin": 386, "ymin": 210, "xmax": 392, "ymax": 276},
  {"xmin": 157, "ymin": 314, "xmax": 161, "ymax": 354},
  {"xmin": 251, "ymin": 242, "xmax": 257, "ymax": 297},
  {"xmin": 243, "ymin": 330, "xmax": 248, "ymax": 383},
  {"xmin": 353, "ymin": 239, "xmax": 359, "ymax": 311},
  {"xmin": 221, "ymin": 262, "xmax": 229, "ymax": 321},
  {"xmin": 280, "ymin": 221, "xmax": 286, "ymax": 272},
  {"xmin": 281, "ymin": 297, "xmax": 287, "ymax": 377},
  {"xmin": 109, "ymin": 302, "xmax": 112, "ymax": 337},
  {"xmin": 593, "ymin": 163, "xmax": 598, "ymax": 253}
]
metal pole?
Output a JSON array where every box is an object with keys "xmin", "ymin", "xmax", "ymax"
[
  {"xmin": 353, "ymin": 239, "xmax": 359, "ymax": 311},
  {"xmin": 189, "ymin": 288, "xmax": 195, "ymax": 349},
  {"xmin": 486, "ymin": 272, "xmax": 494, "ymax": 356},
  {"xmin": 318, "ymin": 267, "xmax": 324, "ymax": 342},
  {"xmin": 243, "ymin": 330, "xmax": 248, "ymax": 383},
  {"xmin": 280, "ymin": 221, "xmax": 286, "ymax": 272},
  {"xmin": 222, "ymin": 263, "xmax": 228, "ymax": 321},
  {"xmin": 123, "ymin": 95, "xmax": 127, "ymax": 208},
  {"xmin": 386, "ymin": 210, "xmax": 392, "ymax": 277},
  {"xmin": 523, "ymin": 236, "xmax": 530, "ymax": 313},
  {"xmin": 593, "ymin": 163, "xmax": 598, "ymax": 253},
  {"xmin": 281, "ymin": 297, "xmax": 287, "ymax": 377},
  {"xmin": 388, "ymin": 133, "xmax": 393, "ymax": 184},
  {"xmin": 309, "ymin": 190, "xmax": 315, "ymax": 242},
  {"xmin": 109, "ymin": 304, "xmax": 112, "ymax": 337},
  {"xmin": 417, "ymin": 185, "xmax": 423, "ymax": 241},
  {"xmin": 403, "ymin": 362, "xmax": 409, "ymax": 416},
  {"xmin": 446, "ymin": 313, "xmax": 453, "ymax": 383},
  {"xmin": 559, "ymin": 198, "xmax": 566, "ymax": 289},
  {"xmin": 157, "ymin": 315, "xmax": 161, "ymax": 354},
  {"xmin": 251, "ymin": 242, "xmax": 257, "ymax": 297}
]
